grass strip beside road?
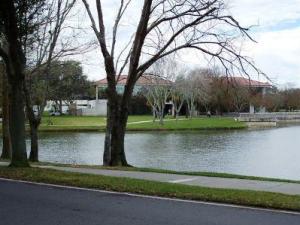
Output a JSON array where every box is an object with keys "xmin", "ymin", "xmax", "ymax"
[
  {"xmin": 0, "ymin": 167, "xmax": 299, "ymax": 212},
  {"xmin": 93, "ymin": 166, "xmax": 300, "ymax": 184},
  {"xmin": 31, "ymin": 161, "xmax": 300, "ymax": 184}
]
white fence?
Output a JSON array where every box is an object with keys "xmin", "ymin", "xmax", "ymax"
[{"xmin": 81, "ymin": 100, "xmax": 107, "ymax": 116}]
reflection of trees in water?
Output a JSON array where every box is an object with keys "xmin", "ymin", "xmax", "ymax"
[{"xmin": 29, "ymin": 128, "xmax": 300, "ymax": 179}]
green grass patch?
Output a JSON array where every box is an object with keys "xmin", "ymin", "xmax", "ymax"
[
  {"xmin": 41, "ymin": 115, "xmax": 106, "ymax": 126},
  {"xmin": 37, "ymin": 115, "xmax": 245, "ymax": 132},
  {"xmin": 0, "ymin": 115, "xmax": 245, "ymax": 132},
  {"xmin": 98, "ymin": 166, "xmax": 300, "ymax": 184},
  {"xmin": 41, "ymin": 115, "xmax": 154, "ymax": 126},
  {"xmin": 0, "ymin": 166, "xmax": 299, "ymax": 211},
  {"xmin": 31, "ymin": 161, "xmax": 300, "ymax": 184},
  {"xmin": 127, "ymin": 117, "xmax": 246, "ymax": 130}
]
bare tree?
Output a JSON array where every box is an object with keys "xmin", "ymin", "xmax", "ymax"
[
  {"xmin": 189, "ymin": 68, "xmax": 219, "ymax": 114},
  {"xmin": 145, "ymin": 58, "xmax": 174, "ymax": 124},
  {"xmin": 82, "ymin": 0, "xmax": 262, "ymax": 166},
  {"xmin": 23, "ymin": 0, "xmax": 86, "ymax": 162},
  {"xmin": 144, "ymin": 80, "xmax": 171, "ymax": 125},
  {"xmin": 0, "ymin": 0, "xmax": 88, "ymax": 164},
  {"xmin": 263, "ymin": 91, "xmax": 282, "ymax": 112},
  {"xmin": 170, "ymin": 85, "xmax": 185, "ymax": 120},
  {"xmin": 143, "ymin": 86, "xmax": 158, "ymax": 122},
  {"xmin": 152, "ymin": 85, "xmax": 170, "ymax": 125},
  {"xmin": 170, "ymin": 72, "xmax": 186, "ymax": 120},
  {"xmin": 183, "ymin": 72, "xmax": 198, "ymax": 118},
  {"xmin": 231, "ymin": 85, "xmax": 250, "ymax": 113}
]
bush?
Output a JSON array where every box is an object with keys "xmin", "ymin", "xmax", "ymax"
[{"xmin": 129, "ymin": 94, "xmax": 151, "ymax": 115}]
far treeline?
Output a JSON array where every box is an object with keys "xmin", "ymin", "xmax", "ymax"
[{"xmin": 121, "ymin": 66, "xmax": 300, "ymax": 120}]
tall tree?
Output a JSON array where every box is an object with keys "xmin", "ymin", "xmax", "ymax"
[
  {"xmin": 0, "ymin": 0, "xmax": 29, "ymax": 166},
  {"xmin": 21, "ymin": 0, "xmax": 78, "ymax": 162},
  {"xmin": 230, "ymin": 85, "xmax": 250, "ymax": 113},
  {"xmin": 143, "ymin": 86, "xmax": 158, "ymax": 122},
  {"xmin": 183, "ymin": 71, "xmax": 203, "ymax": 118},
  {"xmin": 82, "ymin": 0, "xmax": 261, "ymax": 166},
  {"xmin": 144, "ymin": 80, "xmax": 171, "ymax": 125},
  {"xmin": 171, "ymin": 74, "xmax": 186, "ymax": 120},
  {"xmin": 0, "ymin": 0, "xmax": 79, "ymax": 163}
]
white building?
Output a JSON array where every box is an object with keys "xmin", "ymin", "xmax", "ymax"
[{"xmin": 45, "ymin": 100, "xmax": 107, "ymax": 116}]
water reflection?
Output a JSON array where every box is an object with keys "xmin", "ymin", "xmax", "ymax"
[{"xmin": 3, "ymin": 126, "xmax": 300, "ymax": 180}]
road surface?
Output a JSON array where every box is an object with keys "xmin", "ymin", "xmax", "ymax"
[{"xmin": 0, "ymin": 179, "xmax": 299, "ymax": 225}]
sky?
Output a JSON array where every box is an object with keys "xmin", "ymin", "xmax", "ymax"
[
  {"xmin": 229, "ymin": 0, "xmax": 300, "ymax": 88},
  {"xmin": 75, "ymin": 0, "xmax": 300, "ymax": 88}
]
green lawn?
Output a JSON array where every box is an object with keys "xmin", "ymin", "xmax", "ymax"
[
  {"xmin": 127, "ymin": 117, "xmax": 246, "ymax": 131},
  {"xmin": 0, "ymin": 166, "xmax": 299, "ymax": 211},
  {"xmin": 41, "ymin": 115, "xmax": 154, "ymax": 126},
  {"xmin": 41, "ymin": 115, "xmax": 106, "ymax": 126},
  {"xmin": 38, "ymin": 115, "xmax": 245, "ymax": 132}
]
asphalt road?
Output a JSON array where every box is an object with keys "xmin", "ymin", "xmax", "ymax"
[{"xmin": 0, "ymin": 179, "xmax": 299, "ymax": 225}]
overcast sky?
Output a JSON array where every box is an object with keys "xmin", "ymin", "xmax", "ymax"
[{"xmin": 77, "ymin": 0, "xmax": 300, "ymax": 88}]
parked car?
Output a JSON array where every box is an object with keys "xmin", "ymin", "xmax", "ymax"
[{"xmin": 49, "ymin": 111, "xmax": 61, "ymax": 116}]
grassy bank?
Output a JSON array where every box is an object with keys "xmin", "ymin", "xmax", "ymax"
[
  {"xmin": 82, "ymin": 166, "xmax": 300, "ymax": 184},
  {"xmin": 38, "ymin": 115, "xmax": 245, "ymax": 132},
  {"xmin": 0, "ymin": 166, "xmax": 299, "ymax": 211},
  {"xmin": 2, "ymin": 159, "xmax": 299, "ymax": 184},
  {"xmin": 126, "ymin": 117, "xmax": 246, "ymax": 131}
]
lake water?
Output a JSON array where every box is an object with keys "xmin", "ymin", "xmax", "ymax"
[{"xmin": 3, "ymin": 126, "xmax": 300, "ymax": 180}]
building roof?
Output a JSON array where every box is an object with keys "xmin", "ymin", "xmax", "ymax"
[
  {"xmin": 227, "ymin": 77, "xmax": 273, "ymax": 88},
  {"xmin": 95, "ymin": 75, "xmax": 172, "ymax": 86},
  {"xmin": 95, "ymin": 75, "xmax": 272, "ymax": 88}
]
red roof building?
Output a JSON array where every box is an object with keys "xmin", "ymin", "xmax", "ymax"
[
  {"xmin": 95, "ymin": 75, "xmax": 172, "ymax": 86},
  {"xmin": 227, "ymin": 76, "xmax": 273, "ymax": 88},
  {"xmin": 95, "ymin": 75, "xmax": 172, "ymax": 100}
]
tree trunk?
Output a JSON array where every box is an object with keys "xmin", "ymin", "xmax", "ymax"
[
  {"xmin": 59, "ymin": 99, "xmax": 63, "ymax": 114},
  {"xmin": 29, "ymin": 122, "xmax": 39, "ymax": 162},
  {"xmin": 187, "ymin": 102, "xmax": 192, "ymax": 119},
  {"xmin": 9, "ymin": 80, "xmax": 28, "ymax": 167},
  {"xmin": 103, "ymin": 98, "xmax": 129, "ymax": 166},
  {"xmin": 110, "ymin": 116, "xmax": 128, "ymax": 166},
  {"xmin": 1, "ymin": 72, "xmax": 12, "ymax": 159},
  {"xmin": 175, "ymin": 111, "xmax": 179, "ymax": 121},
  {"xmin": 152, "ymin": 106, "xmax": 156, "ymax": 122},
  {"xmin": 159, "ymin": 109, "xmax": 164, "ymax": 125},
  {"xmin": 1, "ymin": 0, "xmax": 28, "ymax": 167},
  {"xmin": 103, "ymin": 100, "xmax": 112, "ymax": 165},
  {"xmin": 24, "ymin": 85, "xmax": 44, "ymax": 163}
]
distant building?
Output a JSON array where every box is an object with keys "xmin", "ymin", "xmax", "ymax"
[
  {"xmin": 227, "ymin": 76, "xmax": 274, "ymax": 113},
  {"xmin": 44, "ymin": 75, "xmax": 272, "ymax": 116},
  {"xmin": 94, "ymin": 74, "xmax": 172, "ymax": 98},
  {"xmin": 81, "ymin": 75, "xmax": 172, "ymax": 116},
  {"xmin": 44, "ymin": 100, "xmax": 107, "ymax": 116},
  {"xmin": 43, "ymin": 75, "xmax": 172, "ymax": 116}
]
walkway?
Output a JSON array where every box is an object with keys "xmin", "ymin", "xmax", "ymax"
[
  {"xmin": 127, "ymin": 118, "xmax": 187, "ymax": 125},
  {"xmin": 1, "ymin": 162, "xmax": 299, "ymax": 195}
]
